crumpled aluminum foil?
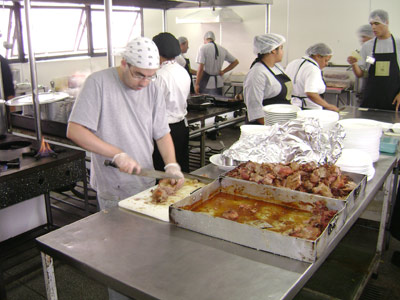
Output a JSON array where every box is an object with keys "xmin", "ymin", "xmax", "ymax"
[{"xmin": 223, "ymin": 118, "xmax": 345, "ymax": 165}]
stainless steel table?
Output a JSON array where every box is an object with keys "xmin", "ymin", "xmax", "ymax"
[{"xmin": 36, "ymin": 153, "xmax": 397, "ymax": 300}]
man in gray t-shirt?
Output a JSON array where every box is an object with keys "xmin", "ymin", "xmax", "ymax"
[
  {"xmin": 347, "ymin": 10, "xmax": 400, "ymax": 111},
  {"xmin": 195, "ymin": 31, "xmax": 239, "ymax": 95},
  {"xmin": 67, "ymin": 37, "xmax": 184, "ymax": 210}
]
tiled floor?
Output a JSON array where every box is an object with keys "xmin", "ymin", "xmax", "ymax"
[{"xmin": 2, "ymin": 125, "xmax": 400, "ymax": 300}]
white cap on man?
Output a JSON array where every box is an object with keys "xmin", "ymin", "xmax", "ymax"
[
  {"xmin": 369, "ymin": 9, "xmax": 389, "ymax": 26},
  {"xmin": 121, "ymin": 37, "xmax": 160, "ymax": 69}
]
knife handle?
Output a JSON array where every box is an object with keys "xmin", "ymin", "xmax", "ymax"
[{"xmin": 104, "ymin": 160, "xmax": 118, "ymax": 168}]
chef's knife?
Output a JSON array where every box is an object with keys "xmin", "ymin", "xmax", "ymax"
[
  {"xmin": 104, "ymin": 160, "xmax": 181, "ymax": 180},
  {"xmin": 104, "ymin": 160, "xmax": 213, "ymax": 183}
]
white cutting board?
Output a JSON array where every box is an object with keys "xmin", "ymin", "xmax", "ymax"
[{"xmin": 118, "ymin": 179, "xmax": 207, "ymax": 222}]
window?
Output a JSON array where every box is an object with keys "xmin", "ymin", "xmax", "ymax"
[
  {"xmin": 91, "ymin": 6, "xmax": 141, "ymax": 54},
  {"xmin": 0, "ymin": 2, "xmax": 142, "ymax": 61},
  {"xmin": 0, "ymin": 2, "xmax": 15, "ymax": 58}
]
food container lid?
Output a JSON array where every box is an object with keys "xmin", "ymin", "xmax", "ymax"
[{"xmin": 5, "ymin": 92, "xmax": 70, "ymax": 106}]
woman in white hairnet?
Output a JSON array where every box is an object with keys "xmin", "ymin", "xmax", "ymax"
[
  {"xmin": 285, "ymin": 43, "xmax": 339, "ymax": 111},
  {"xmin": 243, "ymin": 33, "xmax": 292, "ymax": 124}
]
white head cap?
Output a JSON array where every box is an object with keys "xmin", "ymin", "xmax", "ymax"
[
  {"xmin": 121, "ymin": 37, "xmax": 160, "ymax": 69},
  {"xmin": 253, "ymin": 33, "xmax": 286, "ymax": 55},
  {"xmin": 369, "ymin": 9, "xmax": 389, "ymax": 25},
  {"xmin": 306, "ymin": 43, "xmax": 333, "ymax": 56},
  {"xmin": 204, "ymin": 31, "xmax": 215, "ymax": 41},
  {"xmin": 357, "ymin": 24, "xmax": 374, "ymax": 38}
]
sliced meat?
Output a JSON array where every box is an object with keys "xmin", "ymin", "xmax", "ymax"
[{"xmin": 222, "ymin": 209, "xmax": 239, "ymax": 221}]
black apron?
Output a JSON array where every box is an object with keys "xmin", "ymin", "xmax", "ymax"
[
  {"xmin": 153, "ymin": 119, "xmax": 189, "ymax": 173},
  {"xmin": 184, "ymin": 58, "xmax": 195, "ymax": 94},
  {"xmin": 199, "ymin": 41, "xmax": 220, "ymax": 94},
  {"xmin": 246, "ymin": 62, "xmax": 293, "ymax": 124},
  {"xmin": 361, "ymin": 35, "xmax": 400, "ymax": 111},
  {"xmin": 292, "ymin": 58, "xmax": 325, "ymax": 109}
]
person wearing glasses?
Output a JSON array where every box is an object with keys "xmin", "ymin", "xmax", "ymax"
[
  {"xmin": 152, "ymin": 32, "xmax": 191, "ymax": 172},
  {"xmin": 67, "ymin": 36, "xmax": 184, "ymax": 214}
]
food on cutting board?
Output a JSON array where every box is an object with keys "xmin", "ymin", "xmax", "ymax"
[
  {"xmin": 225, "ymin": 161, "xmax": 358, "ymax": 199},
  {"xmin": 181, "ymin": 192, "xmax": 337, "ymax": 240},
  {"xmin": 151, "ymin": 178, "xmax": 206, "ymax": 204}
]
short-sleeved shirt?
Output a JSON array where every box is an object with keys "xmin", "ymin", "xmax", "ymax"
[
  {"xmin": 285, "ymin": 56, "xmax": 325, "ymax": 109},
  {"xmin": 196, "ymin": 42, "xmax": 237, "ymax": 89},
  {"xmin": 358, "ymin": 36, "xmax": 400, "ymax": 71},
  {"xmin": 68, "ymin": 67, "xmax": 170, "ymax": 200},
  {"xmin": 244, "ymin": 62, "xmax": 285, "ymax": 121},
  {"xmin": 155, "ymin": 60, "xmax": 191, "ymax": 123},
  {"xmin": 175, "ymin": 54, "xmax": 186, "ymax": 67}
]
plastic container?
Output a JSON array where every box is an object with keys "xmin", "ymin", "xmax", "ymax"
[{"xmin": 380, "ymin": 136, "xmax": 399, "ymax": 154}]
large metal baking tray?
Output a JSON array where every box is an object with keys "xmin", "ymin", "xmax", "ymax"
[
  {"xmin": 222, "ymin": 169, "xmax": 367, "ymax": 217},
  {"xmin": 170, "ymin": 177, "xmax": 347, "ymax": 262}
]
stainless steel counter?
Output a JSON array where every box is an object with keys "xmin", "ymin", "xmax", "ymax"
[{"xmin": 36, "ymin": 153, "xmax": 397, "ymax": 300}]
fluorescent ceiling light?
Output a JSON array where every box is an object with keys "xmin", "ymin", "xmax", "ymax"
[{"xmin": 176, "ymin": 7, "xmax": 242, "ymax": 24}]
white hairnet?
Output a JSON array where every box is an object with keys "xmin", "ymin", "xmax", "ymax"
[
  {"xmin": 369, "ymin": 9, "xmax": 389, "ymax": 25},
  {"xmin": 204, "ymin": 31, "xmax": 215, "ymax": 41},
  {"xmin": 120, "ymin": 37, "xmax": 160, "ymax": 69},
  {"xmin": 253, "ymin": 33, "xmax": 286, "ymax": 55},
  {"xmin": 178, "ymin": 36, "xmax": 188, "ymax": 44},
  {"xmin": 306, "ymin": 43, "xmax": 333, "ymax": 56},
  {"xmin": 357, "ymin": 24, "xmax": 374, "ymax": 38}
]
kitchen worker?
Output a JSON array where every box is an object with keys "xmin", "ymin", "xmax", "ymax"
[
  {"xmin": 176, "ymin": 36, "xmax": 196, "ymax": 93},
  {"xmin": 195, "ymin": 31, "xmax": 239, "ymax": 95},
  {"xmin": 347, "ymin": 10, "xmax": 400, "ymax": 111},
  {"xmin": 357, "ymin": 24, "xmax": 375, "ymax": 46},
  {"xmin": 152, "ymin": 32, "xmax": 191, "ymax": 172},
  {"xmin": 243, "ymin": 33, "xmax": 292, "ymax": 125},
  {"xmin": 285, "ymin": 43, "xmax": 339, "ymax": 112},
  {"xmin": 67, "ymin": 37, "xmax": 184, "ymax": 299},
  {"xmin": 67, "ymin": 37, "xmax": 184, "ymax": 206},
  {"xmin": 351, "ymin": 24, "xmax": 375, "ymax": 104}
]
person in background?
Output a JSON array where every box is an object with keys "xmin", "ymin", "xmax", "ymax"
[
  {"xmin": 357, "ymin": 24, "xmax": 375, "ymax": 45},
  {"xmin": 351, "ymin": 24, "xmax": 375, "ymax": 104},
  {"xmin": 176, "ymin": 36, "xmax": 196, "ymax": 93},
  {"xmin": 347, "ymin": 9, "xmax": 400, "ymax": 111},
  {"xmin": 285, "ymin": 43, "xmax": 339, "ymax": 111},
  {"xmin": 0, "ymin": 54, "xmax": 15, "ymax": 100},
  {"xmin": 243, "ymin": 33, "xmax": 292, "ymax": 125},
  {"xmin": 152, "ymin": 32, "xmax": 191, "ymax": 173},
  {"xmin": 195, "ymin": 31, "xmax": 239, "ymax": 95}
]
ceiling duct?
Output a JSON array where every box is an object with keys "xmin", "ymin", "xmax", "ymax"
[{"xmin": 176, "ymin": 7, "xmax": 242, "ymax": 24}]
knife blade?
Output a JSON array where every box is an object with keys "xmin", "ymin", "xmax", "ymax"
[
  {"xmin": 104, "ymin": 160, "xmax": 181, "ymax": 180},
  {"xmin": 104, "ymin": 160, "xmax": 213, "ymax": 183}
]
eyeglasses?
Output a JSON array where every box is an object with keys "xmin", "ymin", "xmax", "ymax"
[{"xmin": 127, "ymin": 64, "xmax": 157, "ymax": 82}]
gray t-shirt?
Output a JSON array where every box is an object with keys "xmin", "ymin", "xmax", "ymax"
[
  {"xmin": 69, "ymin": 68, "xmax": 170, "ymax": 200},
  {"xmin": 358, "ymin": 36, "xmax": 400, "ymax": 71},
  {"xmin": 196, "ymin": 42, "xmax": 237, "ymax": 89}
]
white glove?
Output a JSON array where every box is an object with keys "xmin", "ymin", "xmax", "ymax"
[
  {"xmin": 164, "ymin": 162, "xmax": 185, "ymax": 187},
  {"xmin": 112, "ymin": 152, "xmax": 141, "ymax": 174}
]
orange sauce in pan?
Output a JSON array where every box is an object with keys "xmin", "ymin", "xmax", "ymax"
[{"xmin": 181, "ymin": 192, "xmax": 314, "ymax": 235}]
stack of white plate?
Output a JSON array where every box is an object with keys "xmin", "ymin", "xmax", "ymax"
[
  {"xmin": 240, "ymin": 124, "xmax": 271, "ymax": 139},
  {"xmin": 297, "ymin": 110, "xmax": 339, "ymax": 130},
  {"xmin": 338, "ymin": 118, "xmax": 383, "ymax": 162},
  {"xmin": 336, "ymin": 149, "xmax": 375, "ymax": 181},
  {"xmin": 262, "ymin": 104, "xmax": 301, "ymax": 126}
]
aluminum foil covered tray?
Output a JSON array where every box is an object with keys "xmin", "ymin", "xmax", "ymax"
[{"xmin": 170, "ymin": 177, "xmax": 347, "ymax": 262}]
